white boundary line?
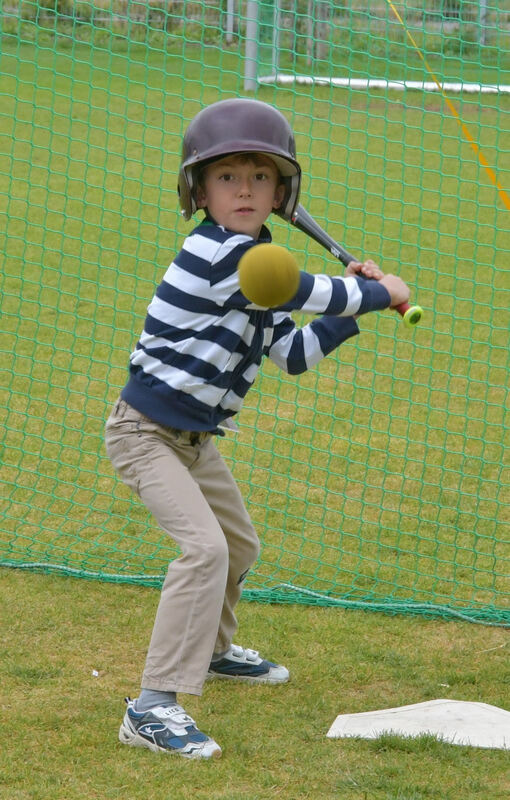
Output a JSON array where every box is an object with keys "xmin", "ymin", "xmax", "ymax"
[{"xmin": 259, "ymin": 74, "xmax": 510, "ymax": 94}]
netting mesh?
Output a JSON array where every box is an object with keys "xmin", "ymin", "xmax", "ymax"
[{"xmin": 1, "ymin": 2, "xmax": 509, "ymax": 625}]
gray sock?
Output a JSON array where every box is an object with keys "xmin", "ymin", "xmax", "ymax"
[
  {"xmin": 212, "ymin": 649, "xmax": 229, "ymax": 663},
  {"xmin": 136, "ymin": 688, "xmax": 177, "ymax": 711}
]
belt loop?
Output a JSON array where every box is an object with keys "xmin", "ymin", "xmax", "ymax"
[{"xmin": 114, "ymin": 398, "xmax": 127, "ymax": 418}]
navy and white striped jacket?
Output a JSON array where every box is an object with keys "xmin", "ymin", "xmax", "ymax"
[{"xmin": 121, "ymin": 219, "xmax": 391, "ymax": 432}]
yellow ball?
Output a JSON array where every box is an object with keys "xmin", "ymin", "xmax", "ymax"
[{"xmin": 238, "ymin": 243, "xmax": 300, "ymax": 307}]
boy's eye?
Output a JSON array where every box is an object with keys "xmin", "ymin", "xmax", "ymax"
[{"xmin": 215, "ymin": 169, "xmax": 272, "ymax": 183}]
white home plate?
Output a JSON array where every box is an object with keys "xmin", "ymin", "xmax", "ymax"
[{"xmin": 327, "ymin": 699, "xmax": 510, "ymax": 750}]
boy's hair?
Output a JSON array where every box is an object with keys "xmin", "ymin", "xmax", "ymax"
[{"xmin": 178, "ymin": 98, "xmax": 301, "ymax": 222}]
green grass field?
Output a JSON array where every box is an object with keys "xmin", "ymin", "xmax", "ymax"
[
  {"xmin": 2, "ymin": 568, "xmax": 509, "ymax": 800},
  {"xmin": 1, "ymin": 28, "xmax": 509, "ymax": 799},
  {"xmin": 1, "ymin": 39, "xmax": 508, "ymax": 620}
]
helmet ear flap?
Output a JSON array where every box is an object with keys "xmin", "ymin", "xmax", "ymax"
[
  {"xmin": 178, "ymin": 159, "xmax": 218, "ymax": 220},
  {"xmin": 178, "ymin": 170, "xmax": 194, "ymax": 220},
  {"xmin": 274, "ymin": 174, "xmax": 301, "ymax": 222}
]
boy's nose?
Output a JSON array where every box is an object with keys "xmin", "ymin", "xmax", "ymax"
[{"xmin": 238, "ymin": 178, "xmax": 252, "ymax": 195}]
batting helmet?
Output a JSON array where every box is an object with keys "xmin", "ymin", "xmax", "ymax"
[{"xmin": 178, "ymin": 98, "xmax": 301, "ymax": 221}]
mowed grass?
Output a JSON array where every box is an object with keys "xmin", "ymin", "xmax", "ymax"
[{"xmin": 1, "ymin": 568, "xmax": 509, "ymax": 800}]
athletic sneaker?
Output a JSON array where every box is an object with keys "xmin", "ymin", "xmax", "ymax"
[
  {"xmin": 207, "ymin": 644, "xmax": 289, "ymax": 684},
  {"xmin": 119, "ymin": 698, "xmax": 222, "ymax": 759}
]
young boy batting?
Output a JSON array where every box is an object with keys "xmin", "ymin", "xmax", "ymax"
[{"xmin": 105, "ymin": 98, "xmax": 410, "ymax": 759}]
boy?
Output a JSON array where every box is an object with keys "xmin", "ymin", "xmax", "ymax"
[{"xmin": 105, "ymin": 98, "xmax": 409, "ymax": 759}]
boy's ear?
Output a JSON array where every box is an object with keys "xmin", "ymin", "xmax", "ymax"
[
  {"xmin": 195, "ymin": 187, "xmax": 207, "ymax": 209},
  {"xmin": 273, "ymin": 184, "xmax": 285, "ymax": 209}
]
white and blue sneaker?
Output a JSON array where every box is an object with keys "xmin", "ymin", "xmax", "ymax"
[
  {"xmin": 207, "ymin": 645, "xmax": 289, "ymax": 684},
  {"xmin": 119, "ymin": 698, "xmax": 221, "ymax": 759}
]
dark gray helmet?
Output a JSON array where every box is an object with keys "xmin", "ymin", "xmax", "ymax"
[{"xmin": 178, "ymin": 98, "xmax": 301, "ymax": 221}]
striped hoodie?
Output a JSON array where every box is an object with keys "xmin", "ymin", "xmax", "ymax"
[{"xmin": 121, "ymin": 219, "xmax": 391, "ymax": 432}]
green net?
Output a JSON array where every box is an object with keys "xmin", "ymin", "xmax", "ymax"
[{"xmin": 1, "ymin": 2, "xmax": 509, "ymax": 626}]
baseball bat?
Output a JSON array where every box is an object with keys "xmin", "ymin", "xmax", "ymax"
[{"xmin": 289, "ymin": 204, "xmax": 423, "ymax": 327}]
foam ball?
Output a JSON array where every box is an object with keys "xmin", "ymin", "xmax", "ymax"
[{"xmin": 237, "ymin": 243, "xmax": 300, "ymax": 307}]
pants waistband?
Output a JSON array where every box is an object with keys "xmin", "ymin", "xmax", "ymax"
[{"xmin": 112, "ymin": 398, "xmax": 211, "ymax": 446}]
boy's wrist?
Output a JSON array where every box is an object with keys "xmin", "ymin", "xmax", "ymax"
[{"xmin": 355, "ymin": 277, "xmax": 392, "ymax": 313}]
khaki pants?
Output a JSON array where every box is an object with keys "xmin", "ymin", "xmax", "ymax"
[{"xmin": 105, "ymin": 399, "xmax": 260, "ymax": 695}]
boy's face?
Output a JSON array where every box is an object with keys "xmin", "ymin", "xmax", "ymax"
[{"xmin": 196, "ymin": 154, "xmax": 285, "ymax": 239}]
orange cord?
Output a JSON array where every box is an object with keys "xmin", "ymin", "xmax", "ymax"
[{"xmin": 386, "ymin": 0, "xmax": 510, "ymax": 211}]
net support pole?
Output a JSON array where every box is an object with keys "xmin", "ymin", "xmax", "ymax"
[
  {"xmin": 225, "ymin": 0, "xmax": 235, "ymax": 44},
  {"xmin": 272, "ymin": 0, "xmax": 281, "ymax": 78},
  {"xmin": 244, "ymin": 0, "xmax": 259, "ymax": 91},
  {"xmin": 479, "ymin": 0, "xmax": 488, "ymax": 46}
]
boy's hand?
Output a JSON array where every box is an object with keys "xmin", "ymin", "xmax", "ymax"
[
  {"xmin": 345, "ymin": 259, "xmax": 384, "ymax": 281},
  {"xmin": 344, "ymin": 260, "xmax": 410, "ymax": 310},
  {"xmin": 379, "ymin": 274, "xmax": 410, "ymax": 308}
]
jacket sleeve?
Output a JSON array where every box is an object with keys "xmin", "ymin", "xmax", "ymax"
[
  {"xmin": 205, "ymin": 231, "xmax": 392, "ymax": 315},
  {"xmin": 284, "ymin": 271, "xmax": 391, "ymax": 316},
  {"xmin": 267, "ymin": 313, "xmax": 360, "ymax": 375}
]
